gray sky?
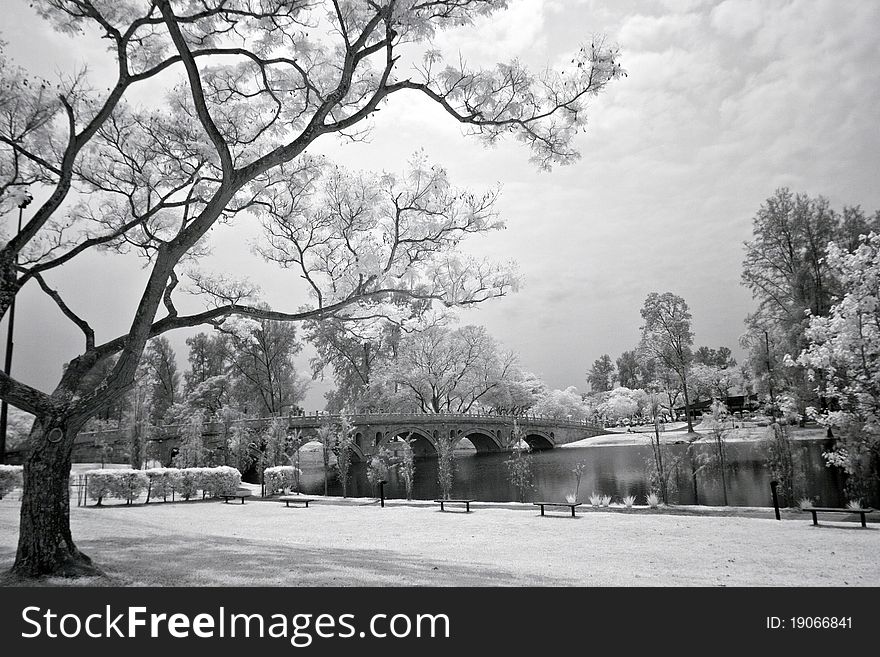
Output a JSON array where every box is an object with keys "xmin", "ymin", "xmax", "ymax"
[{"xmin": 2, "ymin": 0, "xmax": 879, "ymax": 410}]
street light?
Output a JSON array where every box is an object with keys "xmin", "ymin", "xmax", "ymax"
[{"xmin": 0, "ymin": 191, "xmax": 33, "ymax": 464}]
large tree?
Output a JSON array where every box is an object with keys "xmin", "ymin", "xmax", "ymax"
[
  {"xmin": 796, "ymin": 233, "xmax": 880, "ymax": 502},
  {"xmin": 639, "ymin": 292, "xmax": 695, "ymax": 432},
  {"xmin": 741, "ymin": 188, "xmax": 880, "ymax": 414},
  {"xmin": 0, "ymin": 0, "xmax": 623, "ymax": 577}
]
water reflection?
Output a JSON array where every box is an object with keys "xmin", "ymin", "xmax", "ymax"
[{"xmin": 292, "ymin": 439, "xmax": 852, "ymax": 508}]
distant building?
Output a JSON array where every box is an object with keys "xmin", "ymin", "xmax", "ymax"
[{"xmin": 675, "ymin": 394, "xmax": 759, "ymax": 418}]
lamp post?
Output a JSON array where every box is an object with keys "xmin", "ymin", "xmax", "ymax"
[{"xmin": 0, "ymin": 192, "xmax": 33, "ymax": 464}]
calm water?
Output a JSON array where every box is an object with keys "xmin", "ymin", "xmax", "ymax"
[{"xmin": 289, "ymin": 439, "xmax": 853, "ymax": 508}]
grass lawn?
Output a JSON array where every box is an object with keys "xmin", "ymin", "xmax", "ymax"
[{"xmin": 1, "ymin": 494, "xmax": 876, "ymax": 587}]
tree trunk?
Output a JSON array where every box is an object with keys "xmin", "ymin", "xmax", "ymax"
[
  {"xmin": 681, "ymin": 380, "xmax": 694, "ymax": 433},
  {"xmin": 11, "ymin": 417, "xmax": 101, "ymax": 578}
]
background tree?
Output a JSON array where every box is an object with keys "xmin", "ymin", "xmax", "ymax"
[
  {"xmin": 375, "ymin": 324, "xmax": 519, "ymax": 413},
  {"xmin": 222, "ymin": 316, "xmax": 310, "ymax": 416},
  {"xmin": 639, "ymin": 292, "xmax": 696, "ymax": 432},
  {"xmin": 143, "ymin": 337, "xmax": 180, "ymax": 425},
  {"xmin": 596, "ymin": 386, "xmax": 647, "ymax": 425},
  {"xmin": 333, "ymin": 414, "xmax": 355, "ymax": 498},
  {"xmin": 306, "ymin": 307, "xmax": 412, "ymax": 411},
  {"xmin": 0, "ymin": 0, "xmax": 622, "ymax": 577},
  {"xmin": 531, "ymin": 387, "xmax": 588, "ymax": 422},
  {"xmin": 172, "ymin": 413, "xmax": 206, "ymax": 469},
  {"xmin": 616, "ymin": 350, "xmax": 641, "ymax": 389},
  {"xmin": 588, "ymin": 354, "xmax": 615, "ymax": 392},
  {"xmin": 184, "ymin": 333, "xmax": 229, "ymax": 396}
]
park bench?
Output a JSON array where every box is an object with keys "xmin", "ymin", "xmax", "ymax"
[
  {"xmin": 804, "ymin": 506, "xmax": 873, "ymax": 528},
  {"xmin": 278, "ymin": 495, "xmax": 315, "ymax": 508},
  {"xmin": 221, "ymin": 489, "xmax": 252, "ymax": 504},
  {"xmin": 533, "ymin": 502, "xmax": 582, "ymax": 518},
  {"xmin": 434, "ymin": 499, "xmax": 474, "ymax": 513}
]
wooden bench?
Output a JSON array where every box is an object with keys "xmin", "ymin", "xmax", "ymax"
[
  {"xmin": 534, "ymin": 502, "xmax": 582, "ymax": 518},
  {"xmin": 434, "ymin": 499, "xmax": 474, "ymax": 513},
  {"xmin": 221, "ymin": 490, "xmax": 252, "ymax": 504},
  {"xmin": 279, "ymin": 495, "xmax": 315, "ymax": 508},
  {"xmin": 804, "ymin": 506, "xmax": 873, "ymax": 528}
]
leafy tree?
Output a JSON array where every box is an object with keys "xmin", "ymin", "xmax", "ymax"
[
  {"xmin": 333, "ymin": 414, "xmax": 355, "ymax": 498},
  {"xmin": 366, "ymin": 447, "xmax": 392, "ymax": 496},
  {"xmin": 184, "ymin": 333, "xmax": 229, "ymax": 395},
  {"xmin": 172, "ymin": 413, "xmax": 206, "ymax": 469},
  {"xmin": 796, "ymin": 233, "xmax": 880, "ymax": 503},
  {"xmin": 143, "ymin": 337, "xmax": 180, "ymax": 424},
  {"xmin": 375, "ymin": 324, "xmax": 519, "ymax": 413},
  {"xmin": 588, "ymin": 354, "xmax": 615, "ymax": 392},
  {"xmin": 639, "ymin": 292, "xmax": 696, "ymax": 432},
  {"xmin": 741, "ymin": 189, "xmax": 880, "ymax": 415},
  {"xmin": 616, "ymin": 350, "xmax": 640, "ymax": 390},
  {"xmin": 0, "ymin": 0, "xmax": 622, "ymax": 578},
  {"xmin": 223, "ymin": 316, "xmax": 309, "ymax": 416},
  {"xmin": 690, "ymin": 363, "xmax": 739, "ymax": 402},
  {"xmin": 597, "ymin": 386, "xmax": 647, "ymax": 423},
  {"xmin": 694, "ymin": 346, "xmax": 736, "ymax": 369},
  {"xmin": 307, "ymin": 317, "xmax": 398, "ymax": 412},
  {"xmin": 531, "ymin": 386, "xmax": 588, "ymax": 421}
]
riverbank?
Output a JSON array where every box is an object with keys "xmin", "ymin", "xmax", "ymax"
[
  {"xmin": 563, "ymin": 425, "xmax": 828, "ymax": 448},
  {"xmin": 1, "ymin": 494, "xmax": 876, "ymax": 587}
]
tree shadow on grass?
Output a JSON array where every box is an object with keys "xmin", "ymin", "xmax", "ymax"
[{"xmin": 0, "ymin": 534, "xmax": 566, "ymax": 587}]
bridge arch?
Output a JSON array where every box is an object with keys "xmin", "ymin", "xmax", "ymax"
[
  {"xmin": 378, "ymin": 427, "xmax": 438, "ymax": 458},
  {"xmin": 298, "ymin": 437, "xmax": 366, "ymax": 463},
  {"xmin": 458, "ymin": 428, "xmax": 504, "ymax": 453},
  {"xmin": 522, "ymin": 430, "xmax": 555, "ymax": 450}
]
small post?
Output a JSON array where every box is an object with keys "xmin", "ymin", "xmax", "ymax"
[
  {"xmin": 379, "ymin": 480, "xmax": 387, "ymax": 508},
  {"xmin": 770, "ymin": 479, "xmax": 781, "ymax": 520}
]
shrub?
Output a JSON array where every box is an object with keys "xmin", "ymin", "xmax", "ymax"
[
  {"xmin": 600, "ymin": 494, "xmax": 611, "ymax": 507},
  {"xmin": 797, "ymin": 496, "xmax": 814, "ymax": 511},
  {"xmin": 108, "ymin": 471, "xmax": 149, "ymax": 504},
  {"xmin": 85, "ymin": 469, "xmax": 149, "ymax": 505},
  {"xmin": 846, "ymin": 499, "xmax": 864, "ymax": 511},
  {"xmin": 589, "ymin": 492, "xmax": 601, "ymax": 507},
  {"xmin": 145, "ymin": 469, "xmax": 178, "ymax": 502},
  {"xmin": 565, "ymin": 492, "xmax": 577, "ymax": 504},
  {"xmin": 0, "ymin": 465, "xmax": 24, "ymax": 499},
  {"xmin": 196, "ymin": 466, "xmax": 241, "ymax": 497},
  {"xmin": 623, "ymin": 494, "xmax": 636, "ymax": 508},
  {"xmin": 646, "ymin": 492, "xmax": 660, "ymax": 508},
  {"xmin": 264, "ymin": 466, "xmax": 300, "ymax": 495},
  {"xmin": 88, "ymin": 466, "xmax": 242, "ymax": 503}
]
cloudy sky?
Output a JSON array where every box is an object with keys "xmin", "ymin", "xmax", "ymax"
[{"xmin": 2, "ymin": 0, "xmax": 879, "ymax": 409}]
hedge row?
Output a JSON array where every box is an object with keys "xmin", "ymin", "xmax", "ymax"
[
  {"xmin": 0, "ymin": 465, "xmax": 23, "ymax": 498},
  {"xmin": 84, "ymin": 466, "xmax": 241, "ymax": 505},
  {"xmin": 264, "ymin": 465, "xmax": 301, "ymax": 495}
]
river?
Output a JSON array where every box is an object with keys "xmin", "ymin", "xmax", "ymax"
[{"xmin": 289, "ymin": 438, "xmax": 856, "ymax": 508}]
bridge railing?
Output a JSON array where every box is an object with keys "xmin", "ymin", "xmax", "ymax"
[{"xmin": 73, "ymin": 411, "xmax": 604, "ymax": 442}]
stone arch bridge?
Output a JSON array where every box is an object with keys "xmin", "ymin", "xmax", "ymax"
[{"xmin": 64, "ymin": 413, "xmax": 606, "ymax": 465}]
